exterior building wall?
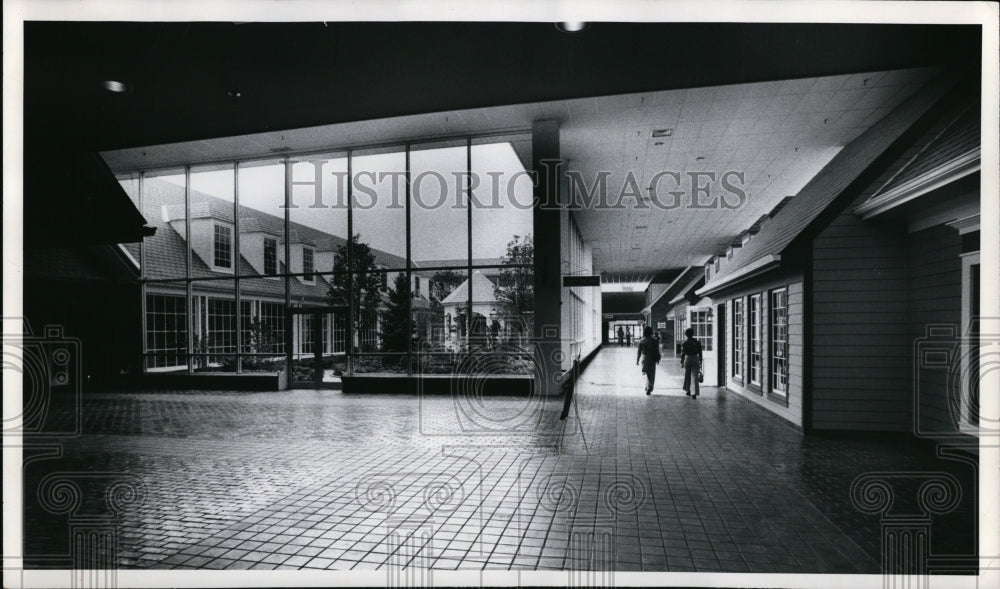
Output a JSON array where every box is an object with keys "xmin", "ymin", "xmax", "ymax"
[
  {"xmin": 314, "ymin": 249, "xmax": 336, "ymax": 275},
  {"xmin": 810, "ymin": 211, "xmax": 912, "ymax": 431},
  {"xmin": 288, "ymin": 242, "xmax": 312, "ymax": 282},
  {"xmin": 715, "ymin": 271, "xmax": 805, "ymax": 428},
  {"xmin": 908, "ymin": 224, "xmax": 964, "ymax": 435},
  {"xmin": 188, "ymin": 218, "xmax": 233, "ymax": 274},
  {"xmin": 649, "ymin": 294, "xmax": 675, "ymax": 352},
  {"xmin": 240, "ymin": 231, "xmax": 272, "ymax": 276}
]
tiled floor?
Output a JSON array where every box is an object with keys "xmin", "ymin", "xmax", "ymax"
[{"xmin": 22, "ymin": 347, "xmax": 977, "ymax": 573}]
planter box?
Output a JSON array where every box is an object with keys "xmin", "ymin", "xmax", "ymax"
[
  {"xmin": 133, "ymin": 371, "xmax": 287, "ymax": 391},
  {"xmin": 342, "ymin": 374, "xmax": 534, "ymax": 395}
]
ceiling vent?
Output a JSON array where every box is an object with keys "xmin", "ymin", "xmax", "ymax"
[{"xmin": 651, "ymin": 128, "xmax": 673, "ymax": 138}]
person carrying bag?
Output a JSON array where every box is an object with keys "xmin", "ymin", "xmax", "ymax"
[{"xmin": 680, "ymin": 327, "xmax": 703, "ymax": 398}]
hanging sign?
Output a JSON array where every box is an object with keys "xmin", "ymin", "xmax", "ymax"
[{"xmin": 562, "ymin": 275, "xmax": 601, "ymax": 287}]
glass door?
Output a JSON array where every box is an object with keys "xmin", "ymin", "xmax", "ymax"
[{"xmin": 290, "ymin": 306, "xmax": 348, "ymax": 388}]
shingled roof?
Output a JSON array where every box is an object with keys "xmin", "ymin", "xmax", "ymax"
[
  {"xmin": 856, "ymin": 97, "xmax": 980, "ymax": 218},
  {"xmin": 125, "ymin": 178, "xmax": 407, "ymax": 293},
  {"xmin": 699, "ymin": 70, "xmax": 959, "ymax": 296}
]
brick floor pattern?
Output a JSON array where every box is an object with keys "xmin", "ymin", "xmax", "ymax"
[{"xmin": 23, "ymin": 347, "xmax": 976, "ymax": 573}]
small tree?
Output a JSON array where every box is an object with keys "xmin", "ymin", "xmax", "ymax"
[
  {"xmin": 327, "ymin": 234, "xmax": 383, "ymax": 352},
  {"xmin": 493, "ymin": 234, "xmax": 534, "ymax": 345},
  {"xmin": 380, "ymin": 272, "xmax": 411, "ymax": 353},
  {"xmin": 430, "ymin": 269, "xmax": 465, "ymax": 307}
]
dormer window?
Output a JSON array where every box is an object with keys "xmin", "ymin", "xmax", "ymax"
[
  {"xmin": 302, "ymin": 247, "xmax": 314, "ymax": 282},
  {"xmin": 214, "ymin": 224, "xmax": 232, "ymax": 268},
  {"xmin": 263, "ymin": 238, "xmax": 277, "ymax": 276}
]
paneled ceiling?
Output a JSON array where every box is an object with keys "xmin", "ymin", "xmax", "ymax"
[{"xmin": 564, "ymin": 68, "xmax": 942, "ymax": 273}]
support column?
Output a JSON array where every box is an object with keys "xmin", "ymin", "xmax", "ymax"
[{"xmin": 532, "ymin": 120, "xmax": 563, "ymax": 397}]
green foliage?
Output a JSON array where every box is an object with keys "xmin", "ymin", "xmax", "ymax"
[
  {"xmin": 430, "ymin": 269, "xmax": 465, "ymax": 307},
  {"xmin": 327, "ymin": 233, "xmax": 383, "ymax": 352},
  {"xmin": 493, "ymin": 234, "xmax": 534, "ymax": 341},
  {"xmin": 380, "ymin": 272, "xmax": 411, "ymax": 353}
]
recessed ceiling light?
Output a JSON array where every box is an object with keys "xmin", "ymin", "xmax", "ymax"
[
  {"xmin": 652, "ymin": 129, "xmax": 673, "ymax": 138},
  {"xmin": 695, "ymin": 156, "xmax": 706, "ymax": 161},
  {"xmin": 654, "ymin": 141, "xmax": 665, "ymax": 146},
  {"xmin": 555, "ymin": 21, "xmax": 588, "ymax": 33},
  {"xmin": 635, "ymin": 225, "xmax": 648, "ymax": 229},
  {"xmin": 102, "ymin": 80, "xmax": 132, "ymax": 93}
]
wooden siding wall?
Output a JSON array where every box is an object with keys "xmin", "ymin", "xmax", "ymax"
[
  {"xmin": 718, "ymin": 272, "xmax": 804, "ymax": 428},
  {"xmin": 810, "ymin": 210, "xmax": 911, "ymax": 431},
  {"xmin": 909, "ymin": 224, "xmax": 963, "ymax": 434}
]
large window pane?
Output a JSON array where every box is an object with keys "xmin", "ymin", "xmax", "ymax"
[
  {"xmin": 190, "ymin": 164, "xmax": 236, "ymax": 279},
  {"xmin": 291, "ymin": 307, "xmax": 348, "ymax": 384},
  {"xmin": 238, "ymin": 283, "xmax": 288, "ymax": 374},
  {"xmin": 411, "ymin": 140, "xmax": 468, "ymax": 270},
  {"xmin": 144, "ymin": 283, "xmax": 189, "ymax": 372},
  {"xmin": 351, "ymin": 147, "xmax": 407, "ymax": 271},
  {"xmin": 191, "ymin": 280, "xmax": 237, "ymax": 373},
  {"xmin": 141, "ymin": 169, "xmax": 188, "ymax": 279},
  {"xmin": 471, "ymin": 138, "xmax": 533, "ymax": 265},
  {"xmin": 238, "ymin": 159, "xmax": 287, "ymax": 280},
  {"xmin": 290, "ymin": 153, "xmax": 349, "ymax": 278},
  {"xmin": 770, "ymin": 289, "xmax": 788, "ymax": 395},
  {"xmin": 117, "ymin": 172, "xmax": 142, "ymax": 275},
  {"xmin": 350, "ymin": 270, "xmax": 408, "ymax": 374},
  {"xmin": 749, "ymin": 293, "xmax": 761, "ymax": 386}
]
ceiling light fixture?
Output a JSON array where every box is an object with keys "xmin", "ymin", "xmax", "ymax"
[
  {"xmin": 102, "ymin": 80, "xmax": 132, "ymax": 93},
  {"xmin": 555, "ymin": 21, "xmax": 589, "ymax": 33},
  {"xmin": 695, "ymin": 156, "xmax": 706, "ymax": 161},
  {"xmin": 651, "ymin": 129, "xmax": 673, "ymax": 138},
  {"xmin": 654, "ymin": 141, "xmax": 665, "ymax": 146}
]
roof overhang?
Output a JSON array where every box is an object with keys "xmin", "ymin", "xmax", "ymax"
[
  {"xmin": 697, "ymin": 254, "xmax": 782, "ymax": 298},
  {"xmin": 641, "ymin": 267, "xmax": 700, "ymax": 315},
  {"xmin": 668, "ymin": 273, "xmax": 707, "ymax": 306},
  {"xmin": 855, "ymin": 148, "xmax": 981, "ymax": 219}
]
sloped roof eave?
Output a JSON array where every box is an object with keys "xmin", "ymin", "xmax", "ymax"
[
  {"xmin": 704, "ymin": 71, "xmax": 958, "ymax": 288},
  {"xmin": 697, "ymin": 254, "xmax": 782, "ymax": 297}
]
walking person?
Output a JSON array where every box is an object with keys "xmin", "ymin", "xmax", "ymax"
[
  {"xmin": 616, "ymin": 326, "xmax": 624, "ymax": 347},
  {"xmin": 680, "ymin": 327, "xmax": 703, "ymax": 398},
  {"xmin": 636, "ymin": 326, "xmax": 661, "ymax": 395},
  {"xmin": 625, "ymin": 330, "xmax": 632, "ymax": 347}
]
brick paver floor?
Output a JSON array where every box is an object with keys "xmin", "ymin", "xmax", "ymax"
[{"xmin": 22, "ymin": 347, "xmax": 977, "ymax": 573}]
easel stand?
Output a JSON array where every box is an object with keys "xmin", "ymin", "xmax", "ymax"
[{"xmin": 558, "ymin": 358, "xmax": 588, "ymax": 453}]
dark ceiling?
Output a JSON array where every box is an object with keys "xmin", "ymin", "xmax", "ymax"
[
  {"xmin": 20, "ymin": 21, "xmax": 981, "ymax": 248},
  {"xmin": 25, "ymin": 21, "xmax": 981, "ymax": 152}
]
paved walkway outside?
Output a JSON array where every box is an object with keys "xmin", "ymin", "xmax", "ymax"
[{"xmin": 23, "ymin": 347, "xmax": 976, "ymax": 573}]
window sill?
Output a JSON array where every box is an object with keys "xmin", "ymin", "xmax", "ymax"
[
  {"xmin": 767, "ymin": 390, "xmax": 789, "ymax": 407},
  {"xmin": 747, "ymin": 383, "xmax": 763, "ymax": 395}
]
